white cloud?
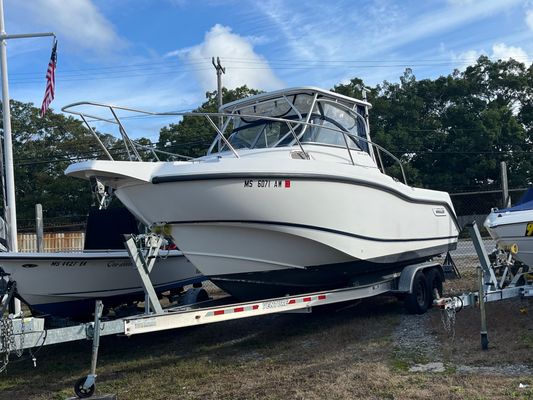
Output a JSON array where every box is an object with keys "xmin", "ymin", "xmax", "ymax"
[
  {"xmin": 526, "ymin": 9, "xmax": 533, "ymax": 31},
  {"xmin": 169, "ymin": 24, "xmax": 284, "ymax": 92},
  {"xmin": 452, "ymin": 49, "xmax": 484, "ymax": 70},
  {"xmin": 491, "ymin": 43, "xmax": 530, "ymax": 63},
  {"xmin": 257, "ymin": 0, "xmax": 523, "ymax": 61},
  {"xmin": 452, "ymin": 43, "xmax": 529, "ymax": 71},
  {"xmin": 10, "ymin": 0, "xmax": 124, "ymax": 53}
]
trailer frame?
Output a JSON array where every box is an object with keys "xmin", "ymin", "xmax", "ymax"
[{"xmin": 2, "ymin": 222, "xmax": 531, "ymax": 397}]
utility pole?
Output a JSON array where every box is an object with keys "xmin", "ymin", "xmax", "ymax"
[
  {"xmin": 211, "ymin": 57, "xmax": 225, "ymax": 130},
  {"xmin": 0, "ymin": 0, "xmax": 55, "ymax": 314}
]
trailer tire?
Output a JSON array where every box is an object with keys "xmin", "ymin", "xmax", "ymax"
[
  {"xmin": 426, "ymin": 268, "xmax": 443, "ymax": 301},
  {"xmin": 74, "ymin": 377, "xmax": 95, "ymax": 398},
  {"xmin": 405, "ymin": 271, "xmax": 430, "ymax": 314}
]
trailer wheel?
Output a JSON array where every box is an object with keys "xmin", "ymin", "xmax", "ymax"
[
  {"xmin": 405, "ymin": 271, "xmax": 430, "ymax": 314},
  {"xmin": 74, "ymin": 377, "xmax": 95, "ymax": 398},
  {"xmin": 426, "ymin": 268, "xmax": 443, "ymax": 300}
]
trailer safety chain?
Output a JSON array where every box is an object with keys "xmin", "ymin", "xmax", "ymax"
[
  {"xmin": 0, "ymin": 314, "xmax": 25, "ymax": 373},
  {"xmin": 439, "ymin": 297, "xmax": 463, "ymax": 340}
]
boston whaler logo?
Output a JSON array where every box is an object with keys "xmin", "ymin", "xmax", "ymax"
[
  {"xmin": 432, "ymin": 207, "xmax": 447, "ymax": 217},
  {"xmin": 21, "ymin": 263, "xmax": 38, "ymax": 268}
]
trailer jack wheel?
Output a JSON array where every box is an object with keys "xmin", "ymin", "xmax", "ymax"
[{"xmin": 74, "ymin": 376, "xmax": 95, "ymax": 398}]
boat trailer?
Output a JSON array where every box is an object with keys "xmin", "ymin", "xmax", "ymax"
[
  {"xmin": 434, "ymin": 222, "xmax": 533, "ymax": 349},
  {"xmin": 0, "ymin": 222, "xmax": 531, "ymax": 398}
]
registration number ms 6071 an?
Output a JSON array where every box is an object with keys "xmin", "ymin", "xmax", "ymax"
[{"xmin": 243, "ymin": 179, "xmax": 291, "ymax": 188}]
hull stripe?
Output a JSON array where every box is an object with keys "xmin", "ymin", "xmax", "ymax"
[{"xmin": 167, "ymin": 219, "xmax": 457, "ymax": 243}]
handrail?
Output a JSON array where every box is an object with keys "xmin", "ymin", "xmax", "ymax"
[
  {"xmin": 62, "ymin": 102, "xmax": 217, "ymax": 162},
  {"xmin": 61, "ymin": 101, "xmax": 407, "ymax": 184}
]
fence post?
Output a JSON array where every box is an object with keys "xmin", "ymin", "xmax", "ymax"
[
  {"xmin": 35, "ymin": 203, "xmax": 44, "ymax": 252},
  {"xmin": 500, "ymin": 161, "xmax": 510, "ymax": 208}
]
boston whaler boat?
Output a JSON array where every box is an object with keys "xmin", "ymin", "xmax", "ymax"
[
  {"xmin": 484, "ymin": 188, "xmax": 533, "ymax": 267},
  {"xmin": 64, "ymin": 87, "xmax": 460, "ymax": 300}
]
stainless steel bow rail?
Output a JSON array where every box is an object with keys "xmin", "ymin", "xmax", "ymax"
[{"xmin": 1, "ymin": 225, "xmax": 531, "ymax": 398}]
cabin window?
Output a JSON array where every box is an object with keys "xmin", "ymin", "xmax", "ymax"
[{"xmin": 299, "ymin": 102, "xmax": 361, "ymax": 150}]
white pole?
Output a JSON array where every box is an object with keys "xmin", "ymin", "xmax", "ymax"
[
  {"xmin": 0, "ymin": 0, "xmax": 17, "ymax": 253},
  {"xmin": 35, "ymin": 203, "xmax": 43, "ymax": 252},
  {"xmin": 500, "ymin": 161, "xmax": 510, "ymax": 208},
  {"xmin": 0, "ymin": 1, "xmax": 54, "ymax": 316}
]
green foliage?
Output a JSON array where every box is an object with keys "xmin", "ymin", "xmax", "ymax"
[
  {"xmin": 333, "ymin": 58, "xmax": 532, "ymax": 191},
  {"xmin": 157, "ymin": 85, "xmax": 262, "ymax": 158},
  {"xmin": 2, "ymin": 101, "xmax": 116, "ymax": 227}
]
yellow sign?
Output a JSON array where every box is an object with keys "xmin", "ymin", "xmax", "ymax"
[{"xmin": 526, "ymin": 222, "xmax": 533, "ymax": 237}]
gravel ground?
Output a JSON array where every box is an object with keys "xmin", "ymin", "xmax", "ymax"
[{"xmin": 393, "ymin": 312, "xmax": 443, "ymax": 362}]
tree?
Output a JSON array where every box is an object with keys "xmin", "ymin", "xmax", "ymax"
[
  {"xmin": 1, "ymin": 101, "xmax": 118, "ymax": 228},
  {"xmin": 334, "ymin": 58, "xmax": 532, "ymax": 192},
  {"xmin": 157, "ymin": 85, "xmax": 262, "ymax": 158}
]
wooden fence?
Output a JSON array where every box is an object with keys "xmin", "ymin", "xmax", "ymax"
[{"xmin": 17, "ymin": 232, "xmax": 85, "ymax": 253}]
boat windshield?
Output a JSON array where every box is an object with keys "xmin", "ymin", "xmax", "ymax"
[{"xmin": 215, "ymin": 93, "xmax": 369, "ymax": 153}]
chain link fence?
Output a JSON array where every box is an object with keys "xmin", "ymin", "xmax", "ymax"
[{"xmin": 446, "ymin": 187, "xmax": 528, "ymax": 274}]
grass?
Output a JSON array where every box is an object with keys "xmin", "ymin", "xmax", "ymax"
[{"xmin": 1, "ymin": 260, "xmax": 532, "ymax": 399}]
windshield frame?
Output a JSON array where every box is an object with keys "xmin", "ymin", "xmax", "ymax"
[{"xmin": 209, "ymin": 94, "xmax": 369, "ymax": 155}]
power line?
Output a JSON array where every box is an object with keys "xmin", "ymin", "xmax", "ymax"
[{"xmin": 8, "ymin": 56, "xmax": 530, "ymax": 85}]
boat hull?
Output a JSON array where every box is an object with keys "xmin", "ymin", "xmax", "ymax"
[
  {"xmin": 0, "ymin": 250, "xmax": 204, "ymax": 317},
  {"xmin": 112, "ymin": 172, "xmax": 458, "ymax": 300},
  {"xmin": 485, "ymin": 209, "xmax": 533, "ymax": 267},
  {"xmin": 208, "ymin": 254, "xmax": 446, "ymax": 300},
  {"xmin": 65, "ymin": 155, "xmax": 459, "ymax": 301}
]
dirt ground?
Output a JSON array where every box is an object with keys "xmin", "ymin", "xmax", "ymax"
[{"xmin": 0, "ymin": 262, "xmax": 532, "ymax": 400}]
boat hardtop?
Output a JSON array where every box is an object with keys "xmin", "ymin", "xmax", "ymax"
[{"xmin": 220, "ymin": 86, "xmax": 372, "ymax": 113}]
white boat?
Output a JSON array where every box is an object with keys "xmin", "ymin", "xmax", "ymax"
[
  {"xmin": 0, "ymin": 249, "xmax": 203, "ymax": 318},
  {"xmin": 64, "ymin": 87, "xmax": 460, "ymax": 300},
  {"xmin": 0, "ymin": 208, "xmax": 204, "ymax": 318},
  {"xmin": 484, "ymin": 188, "xmax": 533, "ymax": 267}
]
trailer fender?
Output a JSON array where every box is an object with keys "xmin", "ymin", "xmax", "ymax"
[{"xmin": 397, "ymin": 262, "xmax": 442, "ymax": 293}]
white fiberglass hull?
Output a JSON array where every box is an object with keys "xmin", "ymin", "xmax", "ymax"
[
  {"xmin": 484, "ymin": 209, "xmax": 533, "ymax": 267},
  {"xmin": 0, "ymin": 249, "xmax": 203, "ymax": 317},
  {"xmin": 66, "ymin": 156, "xmax": 459, "ymax": 299}
]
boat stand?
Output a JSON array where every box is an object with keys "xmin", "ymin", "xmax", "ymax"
[{"xmin": 123, "ymin": 234, "xmax": 164, "ymax": 314}]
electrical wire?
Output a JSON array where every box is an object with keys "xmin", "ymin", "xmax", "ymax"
[{"xmin": 9, "ymin": 55, "xmax": 530, "ymax": 85}]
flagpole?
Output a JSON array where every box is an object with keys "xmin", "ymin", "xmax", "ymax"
[
  {"xmin": 0, "ymin": 0, "xmax": 54, "ymax": 314},
  {"xmin": 0, "ymin": 0, "xmax": 17, "ymax": 253}
]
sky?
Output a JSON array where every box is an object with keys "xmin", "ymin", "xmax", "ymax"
[{"xmin": 2, "ymin": 0, "xmax": 533, "ymax": 141}]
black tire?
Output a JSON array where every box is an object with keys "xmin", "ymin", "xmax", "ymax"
[
  {"xmin": 74, "ymin": 377, "xmax": 95, "ymax": 398},
  {"xmin": 405, "ymin": 271, "xmax": 430, "ymax": 314},
  {"xmin": 426, "ymin": 268, "xmax": 444, "ymax": 301}
]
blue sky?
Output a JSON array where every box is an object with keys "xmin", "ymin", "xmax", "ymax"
[{"xmin": 3, "ymin": 0, "xmax": 533, "ymax": 140}]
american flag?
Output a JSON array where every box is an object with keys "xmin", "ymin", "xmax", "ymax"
[{"xmin": 40, "ymin": 40, "xmax": 57, "ymax": 117}]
